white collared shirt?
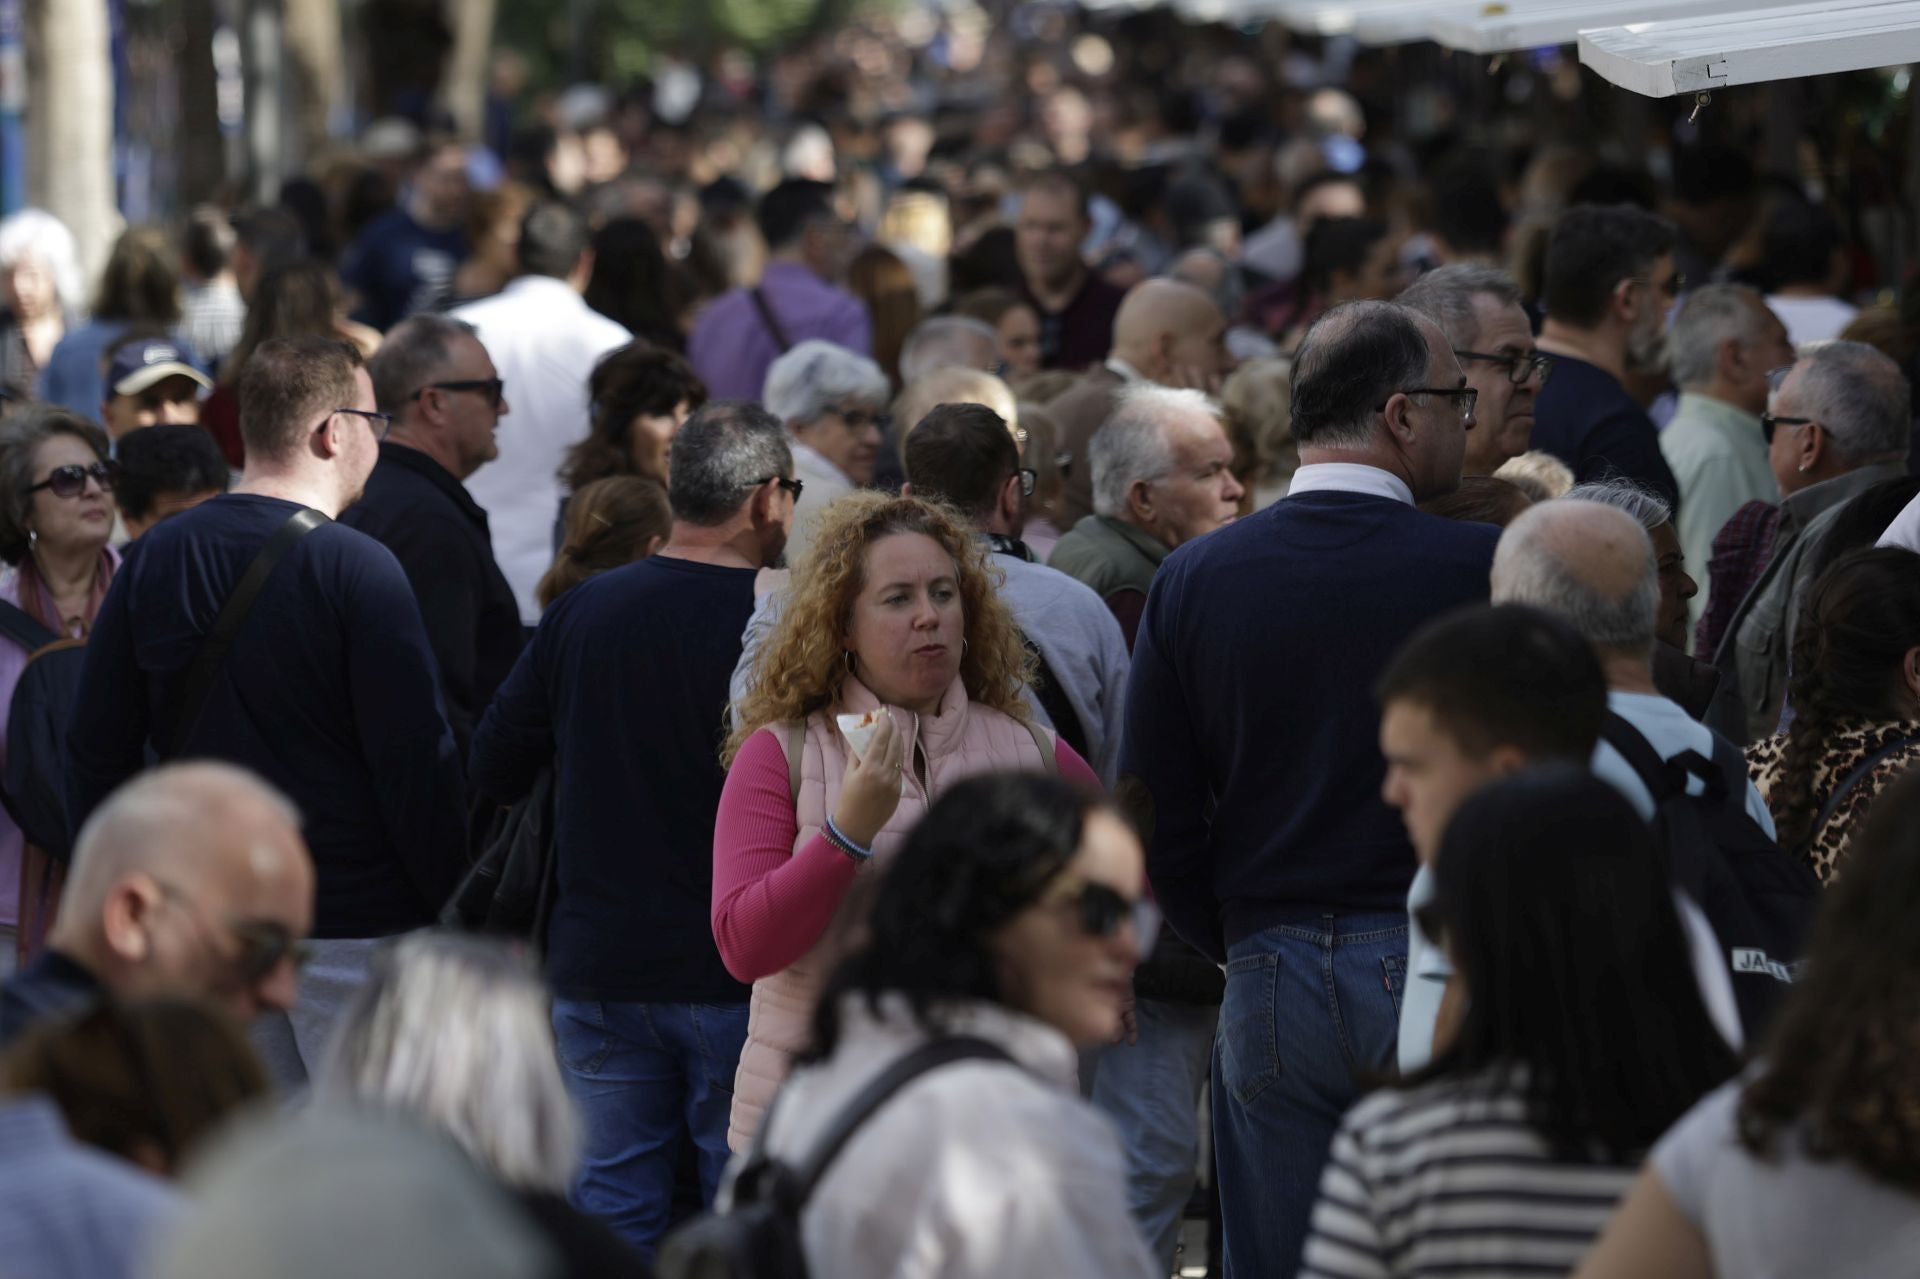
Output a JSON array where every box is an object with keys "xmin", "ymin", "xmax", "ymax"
[
  {"xmin": 1284, "ymin": 462, "xmax": 1414, "ymax": 506},
  {"xmin": 1103, "ymin": 356, "xmax": 1145, "ymax": 384}
]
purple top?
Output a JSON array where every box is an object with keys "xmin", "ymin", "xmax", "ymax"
[{"xmin": 687, "ymin": 262, "xmax": 872, "ymax": 402}]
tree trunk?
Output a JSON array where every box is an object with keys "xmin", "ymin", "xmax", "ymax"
[
  {"xmin": 284, "ymin": 0, "xmax": 341, "ymax": 162},
  {"xmin": 441, "ymin": 0, "xmax": 495, "ymax": 142},
  {"xmin": 24, "ymin": 0, "xmax": 117, "ymax": 289},
  {"xmin": 177, "ymin": 0, "xmax": 227, "ymax": 207}
]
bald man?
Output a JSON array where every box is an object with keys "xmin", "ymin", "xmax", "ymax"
[
  {"xmin": 0, "ymin": 763, "xmax": 314, "ymax": 1049},
  {"xmin": 1044, "ymin": 278, "xmax": 1232, "ymax": 526}
]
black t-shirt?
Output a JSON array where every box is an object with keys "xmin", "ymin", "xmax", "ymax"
[{"xmin": 1531, "ymin": 352, "xmax": 1682, "ymax": 510}]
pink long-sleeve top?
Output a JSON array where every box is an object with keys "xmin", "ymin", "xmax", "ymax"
[{"xmin": 712, "ymin": 727, "xmax": 1100, "ymax": 983}]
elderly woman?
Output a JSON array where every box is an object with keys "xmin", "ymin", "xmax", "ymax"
[
  {"xmin": 0, "ymin": 408, "xmax": 118, "ymax": 966},
  {"xmin": 761, "ymin": 340, "xmax": 891, "ymax": 566},
  {"xmin": 713, "ymin": 493, "xmax": 1099, "ymax": 1149},
  {"xmin": 689, "ymin": 774, "xmax": 1159, "ymax": 1278},
  {"xmin": 0, "ymin": 210, "xmax": 83, "ymax": 402},
  {"xmin": 319, "ymin": 931, "xmax": 642, "ymax": 1272}
]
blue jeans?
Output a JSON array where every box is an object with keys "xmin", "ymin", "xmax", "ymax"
[
  {"xmin": 1214, "ymin": 914, "xmax": 1406, "ymax": 1279},
  {"xmin": 1090, "ymin": 998, "xmax": 1220, "ymax": 1272},
  {"xmin": 551, "ymin": 998, "xmax": 750, "ymax": 1258}
]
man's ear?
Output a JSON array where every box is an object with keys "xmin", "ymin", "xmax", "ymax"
[
  {"xmin": 1126, "ymin": 477, "xmax": 1155, "ymax": 525},
  {"xmin": 900, "ymin": 481, "xmax": 916, "ymax": 498},
  {"xmin": 1801, "ymin": 422, "xmax": 1827, "ymax": 474}
]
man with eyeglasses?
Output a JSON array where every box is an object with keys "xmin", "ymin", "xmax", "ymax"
[
  {"xmin": 65, "ymin": 336, "xmax": 467, "ymax": 1088},
  {"xmin": 1397, "ymin": 264, "xmax": 1552, "ymax": 478},
  {"xmin": 1657, "ymin": 285, "xmax": 1797, "ymax": 635},
  {"xmin": 1123, "ymin": 301, "xmax": 1497, "ymax": 1279},
  {"xmin": 340, "ymin": 314, "xmax": 523, "ymax": 764},
  {"xmin": 470, "ymin": 401, "xmax": 798, "ymax": 1256},
  {"xmin": 0, "ymin": 762, "xmax": 314, "ymax": 1050},
  {"xmin": 1531, "ymin": 204, "xmax": 1684, "ymax": 511}
]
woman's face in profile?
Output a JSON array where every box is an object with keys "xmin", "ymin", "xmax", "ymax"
[{"xmin": 990, "ymin": 810, "xmax": 1147, "ymax": 1048}]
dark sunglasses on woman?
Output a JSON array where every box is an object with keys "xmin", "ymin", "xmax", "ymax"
[
  {"xmin": 26, "ymin": 461, "xmax": 115, "ymax": 498},
  {"xmin": 1046, "ymin": 875, "xmax": 1162, "ymax": 960}
]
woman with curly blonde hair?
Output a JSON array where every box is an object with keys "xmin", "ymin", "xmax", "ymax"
[{"xmin": 713, "ymin": 492, "xmax": 1100, "ymax": 1149}]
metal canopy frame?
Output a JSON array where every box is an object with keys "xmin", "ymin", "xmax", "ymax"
[
  {"xmin": 1429, "ymin": 0, "xmax": 1804, "ymax": 54},
  {"xmin": 1578, "ymin": 0, "xmax": 1920, "ymax": 97}
]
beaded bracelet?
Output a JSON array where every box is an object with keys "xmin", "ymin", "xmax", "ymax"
[{"xmin": 823, "ymin": 815, "xmax": 874, "ymax": 863}]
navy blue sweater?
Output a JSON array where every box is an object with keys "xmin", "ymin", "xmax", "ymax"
[
  {"xmin": 1122, "ymin": 491, "xmax": 1498, "ymax": 962},
  {"xmin": 469, "ymin": 555, "xmax": 755, "ymax": 1004},
  {"xmin": 1531, "ymin": 352, "xmax": 1680, "ymax": 510},
  {"xmin": 66, "ymin": 494, "xmax": 467, "ymax": 939}
]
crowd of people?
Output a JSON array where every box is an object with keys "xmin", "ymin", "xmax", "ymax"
[{"xmin": 0, "ymin": 9, "xmax": 1919, "ymax": 1278}]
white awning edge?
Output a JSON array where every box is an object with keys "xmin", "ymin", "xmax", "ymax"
[{"xmin": 1578, "ymin": 0, "xmax": 1920, "ymax": 98}]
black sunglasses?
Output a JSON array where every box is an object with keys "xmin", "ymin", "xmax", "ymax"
[
  {"xmin": 1762, "ymin": 412, "xmax": 1815, "ymax": 444},
  {"xmin": 1378, "ymin": 387, "xmax": 1479, "ymax": 422},
  {"xmin": 324, "ymin": 407, "xmax": 395, "ymax": 442},
  {"xmin": 754, "ymin": 475, "xmax": 804, "ymax": 500},
  {"xmin": 27, "ymin": 461, "xmax": 115, "ymax": 498},
  {"xmin": 413, "ymin": 377, "xmax": 505, "ymax": 409},
  {"xmin": 1044, "ymin": 875, "xmax": 1162, "ymax": 960},
  {"xmin": 228, "ymin": 920, "xmax": 314, "ymax": 986},
  {"xmin": 1453, "ymin": 350, "xmax": 1556, "ymax": 387}
]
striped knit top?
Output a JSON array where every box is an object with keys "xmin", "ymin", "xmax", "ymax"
[{"xmin": 1299, "ymin": 1070, "xmax": 1637, "ymax": 1279}]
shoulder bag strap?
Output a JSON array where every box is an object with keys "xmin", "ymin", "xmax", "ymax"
[
  {"xmin": 166, "ymin": 508, "xmax": 329, "ymax": 758},
  {"xmin": 1023, "ymin": 713, "xmax": 1059, "ymax": 776},
  {"xmin": 0, "ymin": 598, "xmax": 59, "ymax": 653},
  {"xmin": 1601, "ymin": 711, "xmax": 1675, "ymax": 801},
  {"xmin": 785, "ymin": 718, "xmax": 806, "ymax": 804},
  {"xmin": 1811, "ymin": 731, "xmax": 1920, "ymax": 843},
  {"xmin": 750, "ymin": 287, "xmax": 794, "ymax": 354},
  {"xmin": 792, "ymin": 1035, "xmax": 1014, "ymax": 1200}
]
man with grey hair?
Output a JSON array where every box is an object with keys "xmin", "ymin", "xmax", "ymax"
[
  {"xmin": 1657, "ymin": 285, "xmax": 1795, "ymax": 631},
  {"xmin": 762, "ymin": 339, "xmax": 891, "ymax": 566},
  {"xmin": 1397, "ymin": 263, "xmax": 1553, "ymax": 478},
  {"xmin": 470, "ymin": 400, "xmax": 796, "ymax": 1254},
  {"xmin": 1123, "ymin": 300, "xmax": 1496, "ymax": 1278},
  {"xmin": 897, "ymin": 314, "xmax": 1000, "ymax": 385},
  {"xmin": 1048, "ymin": 383, "xmax": 1242, "ymax": 648},
  {"xmin": 341, "ymin": 314, "xmax": 522, "ymax": 762},
  {"xmin": 0, "ymin": 762, "xmax": 314, "ymax": 1049},
  {"xmin": 1713, "ymin": 340, "xmax": 1913, "ymax": 740}
]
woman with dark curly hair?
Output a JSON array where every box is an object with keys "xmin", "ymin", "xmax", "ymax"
[
  {"xmin": 713, "ymin": 493, "xmax": 1098, "ymax": 1149},
  {"xmin": 1746, "ymin": 547, "xmax": 1920, "ymax": 885},
  {"xmin": 1578, "ymin": 769, "xmax": 1920, "ymax": 1279},
  {"xmin": 702, "ymin": 773, "xmax": 1158, "ymax": 1278},
  {"xmin": 558, "ymin": 340, "xmax": 706, "ymax": 498}
]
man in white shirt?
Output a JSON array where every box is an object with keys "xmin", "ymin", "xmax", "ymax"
[{"xmin": 453, "ymin": 202, "xmax": 631, "ymax": 622}]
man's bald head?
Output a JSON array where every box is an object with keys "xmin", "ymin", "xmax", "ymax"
[
  {"xmin": 53, "ymin": 763, "xmax": 315, "ymax": 1020},
  {"xmin": 1111, "ymin": 278, "xmax": 1229, "ymax": 384},
  {"xmin": 1491, "ymin": 498, "xmax": 1658, "ymax": 656}
]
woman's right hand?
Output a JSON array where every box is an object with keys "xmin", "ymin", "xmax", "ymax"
[{"xmin": 833, "ymin": 711, "xmax": 905, "ymax": 849}]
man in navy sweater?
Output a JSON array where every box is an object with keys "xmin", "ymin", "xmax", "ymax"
[
  {"xmin": 66, "ymin": 337, "xmax": 466, "ymax": 1088},
  {"xmin": 469, "ymin": 401, "xmax": 797, "ymax": 1258},
  {"xmin": 1123, "ymin": 300, "xmax": 1499, "ymax": 1279}
]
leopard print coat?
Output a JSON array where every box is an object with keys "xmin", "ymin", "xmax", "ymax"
[{"xmin": 1747, "ymin": 718, "xmax": 1920, "ymax": 886}]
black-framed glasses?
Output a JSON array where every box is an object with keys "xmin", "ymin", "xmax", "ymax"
[
  {"xmin": 154, "ymin": 879, "xmax": 312, "ymax": 987},
  {"xmin": 1043, "ymin": 875, "xmax": 1161, "ymax": 961},
  {"xmin": 1762, "ymin": 412, "xmax": 1816, "ymax": 445},
  {"xmin": 26, "ymin": 461, "xmax": 115, "ymax": 498},
  {"xmin": 1379, "ymin": 387, "xmax": 1479, "ymax": 423},
  {"xmin": 1454, "ymin": 350, "xmax": 1556, "ymax": 387},
  {"xmin": 754, "ymin": 475, "xmax": 804, "ymax": 500},
  {"xmin": 323, "ymin": 407, "xmax": 394, "ymax": 442},
  {"xmin": 1013, "ymin": 467, "xmax": 1037, "ymax": 498},
  {"xmin": 413, "ymin": 377, "xmax": 505, "ymax": 409}
]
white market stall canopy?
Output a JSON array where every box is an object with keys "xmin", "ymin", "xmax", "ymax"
[
  {"xmin": 1578, "ymin": 0, "xmax": 1920, "ymax": 97},
  {"xmin": 1429, "ymin": 0, "xmax": 1805, "ymax": 55}
]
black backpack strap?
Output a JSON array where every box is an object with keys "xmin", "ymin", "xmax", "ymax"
[
  {"xmin": 750, "ymin": 288, "xmax": 794, "ymax": 354},
  {"xmin": 0, "ymin": 599, "xmax": 59, "ymax": 653},
  {"xmin": 1602, "ymin": 711, "xmax": 1679, "ymax": 801},
  {"xmin": 790, "ymin": 1035, "xmax": 1013, "ymax": 1199},
  {"xmin": 166, "ymin": 508, "xmax": 329, "ymax": 758},
  {"xmin": 1811, "ymin": 731, "xmax": 1920, "ymax": 843}
]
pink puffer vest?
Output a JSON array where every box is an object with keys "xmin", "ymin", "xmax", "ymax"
[{"xmin": 726, "ymin": 673, "xmax": 1054, "ymax": 1150}]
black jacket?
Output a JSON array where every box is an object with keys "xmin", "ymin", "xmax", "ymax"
[{"xmin": 341, "ymin": 442, "xmax": 525, "ymax": 763}]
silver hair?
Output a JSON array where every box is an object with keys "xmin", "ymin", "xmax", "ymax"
[
  {"xmin": 1666, "ymin": 284, "xmax": 1767, "ymax": 389},
  {"xmin": 1789, "ymin": 340, "xmax": 1913, "ymax": 466},
  {"xmin": 1563, "ymin": 478, "xmax": 1673, "ymax": 533},
  {"xmin": 0, "ymin": 208, "xmax": 86, "ymax": 316},
  {"xmin": 668, "ymin": 399, "xmax": 793, "ymax": 526},
  {"xmin": 366, "ymin": 313, "xmax": 481, "ymax": 414},
  {"xmin": 762, "ymin": 339, "xmax": 891, "ymax": 427},
  {"xmin": 898, "ymin": 316, "xmax": 1001, "ymax": 384},
  {"xmin": 1395, "ymin": 264, "xmax": 1524, "ymax": 350},
  {"xmin": 0, "ymin": 406, "xmax": 111, "ymax": 566},
  {"xmin": 320, "ymin": 932, "xmax": 582, "ymax": 1195},
  {"xmin": 1090, "ymin": 384, "xmax": 1219, "ymax": 519},
  {"xmin": 1491, "ymin": 499, "xmax": 1659, "ymax": 653}
]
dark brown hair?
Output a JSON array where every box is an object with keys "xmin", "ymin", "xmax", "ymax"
[
  {"xmin": 92, "ymin": 226, "xmax": 182, "ymax": 325},
  {"xmin": 902, "ymin": 402, "xmax": 1018, "ymax": 518},
  {"xmin": 236, "ymin": 336, "xmax": 365, "ymax": 462},
  {"xmin": 559, "ymin": 343, "xmax": 708, "ymax": 493},
  {"xmin": 1418, "ymin": 476, "xmax": 1535, "ymax": 528},
  {"xmin": 536, "ymin": 476, "xmax": 672, "ymax": 611}
]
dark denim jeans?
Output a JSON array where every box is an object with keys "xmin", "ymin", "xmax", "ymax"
[
  {"xmin": 1213, "ymin": 913, "xmax": 1406, "ymax": 1279},
  {"xmin": 551, "ymin": 998, "xmax": 750, "ymax": 1258}
]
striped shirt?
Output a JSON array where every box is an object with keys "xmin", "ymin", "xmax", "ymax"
[{"xmin": 1300, "ymin": 1071, "xmax": 1635, "ymax": 1278}]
